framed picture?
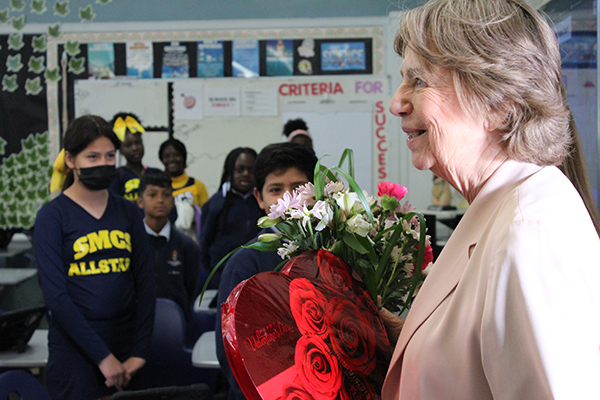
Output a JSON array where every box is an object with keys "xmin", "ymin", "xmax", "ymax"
[{"xmin": 317, "ymin": 38, "xmax": 372, "ymax": 75}]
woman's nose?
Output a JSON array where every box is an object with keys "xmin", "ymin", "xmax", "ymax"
[{"xmin": 389, "ymin": 85, "xmax": 411, "ymax": 118}]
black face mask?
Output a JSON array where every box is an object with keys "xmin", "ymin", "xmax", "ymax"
[{"xmin": 77, "ymin": 165, "xmax": 117, "ymax": 191}]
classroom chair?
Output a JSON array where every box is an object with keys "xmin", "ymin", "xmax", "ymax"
[
  {"xmin": 144, "ymin": 298, "xmax": 218, "ymax": 395},
  {"xmin": 110, "ymin": 383, "xmax": 211, "ymax": 400}
]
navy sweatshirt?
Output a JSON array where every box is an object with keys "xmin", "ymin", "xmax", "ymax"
[
  {"xmin": 34, "ymin": 193, "xmax": 156, "ymax": 368},
  {"xmin": 198, "ymin": 188, "xmax": 263, "ymax": 288}
]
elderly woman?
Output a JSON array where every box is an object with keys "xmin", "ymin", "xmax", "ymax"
[{"xmin": 381, "ymin": 0, "xmax": 600, "ymax": 399}]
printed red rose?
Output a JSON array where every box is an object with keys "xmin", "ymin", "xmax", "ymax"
[
  {"xmin": 413, "ymin": 244, "xmax": 433, "ymax": 272},
  {"xmin": 317, "ymin": 250, "xmax": 354, "ymax": 296},
  {"xmin": 355, "ymin": 287, "xmax": 391, "ymax": 356},
  {"xmin": 339, "ymin": 374, "xmax": 378, "ymax": 400},
  {"xmin": 280, "ymin": 383, "xmax": 317, "ymax": 400},
  {"xmin": 295, "ymin": 334, "xmax": 342, "ymax": 400},
  {"xmin": 289, "ymin": 278, "xmax": 328, "ymax": 337},
  {"xmin": 377, "ymin": 181, "xmax": 407, "ymax": 200},
  {"xmin": 326, "ymin": 297, "xmax": 377, "ymax": 377}
]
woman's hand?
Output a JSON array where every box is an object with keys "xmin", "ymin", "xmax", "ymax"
[
  {"xmin": 122, "ymin": 357, "xmax": 146, "ymax": 380},
  {"xmin": 377, "ymin": 296, "xmax": 405, "ymax": 347},
  {"xmin": 98, "ymin": 353, "xmax": 127, "ymax": 391}
]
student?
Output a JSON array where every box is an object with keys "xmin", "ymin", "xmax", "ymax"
[
  {"xmin": 158, "ymin": 138, "xmax": 208, "ymax": 240},
  {"xmin": 34, "ymin": 115, "xmax": 156, "ymax": 400},
  {"xmin": 215, "ymin": 142, "xmax": 318, "ymax": 400},
  {"xmin": 108, "ymin": 112, "xmax": 162, "ymax": 202},
  {"xmin": 198, "ymin": 147, "xmax": 263, "ymax": 289},
  {"xmin": 137, "ymin": 171, "xmax": 200, "ymax": 325},
  {"xmin": 283, "ymin": 118, "xmax": 313, "ymax": 149}
]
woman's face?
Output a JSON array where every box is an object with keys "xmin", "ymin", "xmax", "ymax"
[
  {"xmin": 231, "ymin": 152, "xmax": 255, "ymax": 194},
  {"xmin": 389, "ymin": 48, "xmax": 488, "ymax": 178},
  {"xmin": 161, "ymin": 145, "xmax": 185, "ymax": 177},
  {"xmin": 120, "ymin": 132, "xmax": 144, "ymax": 164},
  {"xmin": 65, "ymin": 136, "xmax": 116, "ymax": 175}
]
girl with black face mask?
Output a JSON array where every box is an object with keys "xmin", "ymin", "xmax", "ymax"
[{"xmin": 34, "ymin": 115, "xmax": 156, "ymax": 400}]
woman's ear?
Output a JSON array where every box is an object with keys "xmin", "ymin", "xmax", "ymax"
[{"xmin": 64, "ymin": 151, "xmax": 75, "ymax": 169}]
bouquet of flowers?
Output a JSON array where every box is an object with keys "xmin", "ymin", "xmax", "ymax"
[{"xmin": 240, "ymin": 149, "xmax": 432, "ymax": 313}]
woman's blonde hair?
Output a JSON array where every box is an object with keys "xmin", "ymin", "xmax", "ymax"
[{"xmin": 394, "ymin": 0, "xmax": 570, "ymax": 166}]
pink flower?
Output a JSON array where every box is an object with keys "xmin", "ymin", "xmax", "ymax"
[
  {"xmin": 269, "ymin": 191, "xmax": 303, "ymax": 220},
  {"xmin": 377, "ymin": 181, "xmax": 407, "ymax": 200}
]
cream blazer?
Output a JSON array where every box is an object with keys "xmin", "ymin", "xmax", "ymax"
[{"xmin": 382, "ymin": 160, "xmax": 600, "ymax": 400}]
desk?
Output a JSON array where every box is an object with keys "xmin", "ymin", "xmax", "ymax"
[
  {"xmin": 192, "ymin": 331, "xmax": 219, "ymax": 369},
  {"xmin": 0, "ymin": 233, "xmax": 32, "ymax": 260},
  {"xmin": 0, "ymin": 329, "xmax": 48, "ymax": 368},
  {"xmin": 193, "ymin": 290, "xmax": 218, "ymax": 314},
  {"xmin": 0, "ymin": 268, "xmax": 37, "ymax": 286}
]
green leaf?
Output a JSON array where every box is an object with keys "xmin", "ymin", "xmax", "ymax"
[
  {"xmin": 45, "ymin": 67, "xmax": 61, "ymax": 82},
  {"xmin": 48, "ymin": 23, "xmax": 60, "ymax": 38},
  {"xmin": 6, "ymin": 54, "xmax": 23, "ymax": 73},
  {"xmin": 11, "ymin": 14, "xmax": 25, "ymax": 30},
  {"xmin": 341, "ymin": 230, "xmax": 369, "ymax": 254},
  {"xmin": 16, "ymin": 152, "xmax": 27, "ymax": 164},
  {"xmin": 31, "ymin": 0, "xmax": 47, "ymax": 14},
  {"xmin": 96, "ymin": 0, "xmax": 113, "ymax": 3},
  {"xmin": 242, "ymin": 240, "xmax": 281, "ymax": 252},
  {"xmin": 28, "ymin": 55, "xmax": 46, "ymax": 74},
  {"xmin": 0, "ymin": 9, "xmax": 10, "ymax": 23},
  {"xmin": 22, "ymin": 135, "xmax": 36, "ymax": 150},
  {"xmin": 54, "ymin": 1, "xmax": 69, "ymax": 17},
  {"xmin": 10, "ymin": 0, "xmax": 26, "ymax": 12},
  {"xmin": 32, "ymin": 35, "xmax": 47, "ymax": 53},
  {"xmin": 0, "ymin": 137, "xmax": 6, "ymax": 154},
  {"xmin": 2, "ymin": 74, "xmax": 18, "ymax": 93},
  {"xmin": 68, "ymin": 56, "xmax": 85, "ymax": 75},
  {"xmin": 65, "ymin": 40, "xmax": 80, "ymax": 56},
  {"xmin": 25, "ymin": 77, "xmax": 43, "ymax": 96},
  {"xmin": 79, "ymin": 4, "xmax": 95, "ymax": 21},
  {"xmin": 8, "ymin": 33, "xmax": 25, "ymax": 51}
]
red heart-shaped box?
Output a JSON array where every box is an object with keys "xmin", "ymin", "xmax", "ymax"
[{"xmin": 222, "ymin": 250, "xmax": 391, "ymax": 400}]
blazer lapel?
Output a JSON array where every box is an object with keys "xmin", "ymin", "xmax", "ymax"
[{"xmin": 383, "ymin": 160, "xmax": 544, "ymax": 398}]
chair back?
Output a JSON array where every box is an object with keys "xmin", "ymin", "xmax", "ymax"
[
  {"xmin": 145, "ymin": 299, "xmax": 217, "ymax": 391},
  {"xmin": 110, "ymin": 383, "xmax": 211, "ymax": 400},
  {"xmin": 0, "ymin": 370, "xmax": 51, "ymax": 400}
]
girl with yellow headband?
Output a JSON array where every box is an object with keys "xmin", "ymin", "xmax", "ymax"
[{"xmin": 108, "ymin": 112, "xmax": 162, "ymax": 202}]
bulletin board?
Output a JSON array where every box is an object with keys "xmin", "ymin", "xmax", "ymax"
[
  {"xmin": 73, "ymin": 75, "xmax": 386, "ymax": 194},
  {"xmin": 48, "ymin": 25, "xmax": 390, "ymax": 195}
]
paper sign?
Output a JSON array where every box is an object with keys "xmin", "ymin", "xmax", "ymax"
[
  {"xmin": 204, "ymin": 87, "xmax": 240, "ymax": 117},
  {"xmin": 232, "ymin": 40, "xmax": 259, "ymax": 78},
  {"xmin": 266, "ymin": 39, "xmax": 293, "ymax": 77},
  {"xmin": 88, "ymin": 42, "xmax": 115, "ymax": 79},
  {"xmin": 174, "ymin": 81, "xmax": 203, "ymax": 120},
  {"xmin": 162, "ymin": 42, "xmax": 189, "ymax": 79},
  {"xmin": 127, "ymin": 41, "xmax": 153, "ymax": 79},
  {"xmin": 242, "ymin": 87, "xmax": 278, "ymax": 117},
  {"xmin": 198, "ymin": 41, "xmax": 224, "ymax": 78}
]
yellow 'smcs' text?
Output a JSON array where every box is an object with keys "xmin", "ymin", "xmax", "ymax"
[{"xmin": 73, "ymin": 230, "xmax": 132, "ymax": 260}]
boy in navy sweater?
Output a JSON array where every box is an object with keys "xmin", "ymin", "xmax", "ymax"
[
  {"xmin": 215, "ymin": 142, "xmax": 317, "ymax": 400},
  {"xmin": 137, "ymin": 172, "xmax": 200, "ymax": 325}
]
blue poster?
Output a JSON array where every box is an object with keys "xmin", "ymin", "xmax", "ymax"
[
  {"xmin": 88, "ymin": 42, "xmax": 115, "ymax": 79},
  {"xmin": 162, "ymin": 42, "xmax": 189, "ymax": 79},
  {"xmin": 266, "ymin": 39, "xmax": 293, "ymax": 76},
  {"xmin": 197, "ymin": 41, "xmax": 224, "ymax": 78},
  {"xmin": 321, "ymin": 42, "xmax": 366, "ymax": 72},
  {"xmin": 232, "ymin": 40, "xmax": 259, "ymax": 78},
  {"xmin": 126, "ymin": 41, "xmax": 153, "ymax": 79}
]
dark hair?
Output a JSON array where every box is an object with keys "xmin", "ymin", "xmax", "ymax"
[
  {"xmin": 283, "ymin": 118, "xmax": 309, "ymax": 137},
  {"xmin": 220, "ymin": 147, "xmax": 257, "ymax": 187},
  {"xmin": 62, "ymin": 115, "xmax": 119, "ymax": 190},
  {"xmin": 254, "ymin": 142, "xmax": 317, "ymax": 194},
  {"xmin": 110, "ymin": 112, "xmax": 143, "ymax": 135},
  {"xmin": 138, "ymin": 171, "xmax": 173, "ymax": 196},
  {"xmin": 158, "ymin": 138, "xmax": 187, "ymax": 164},
  {"xmin": 63, "ymin": 115, "xmax": 119, "ymax": 157}
]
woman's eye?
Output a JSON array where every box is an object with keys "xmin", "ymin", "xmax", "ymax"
[{"xmin": 414, "ymin": 77, "xmax": 426, "ymax": 88}]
